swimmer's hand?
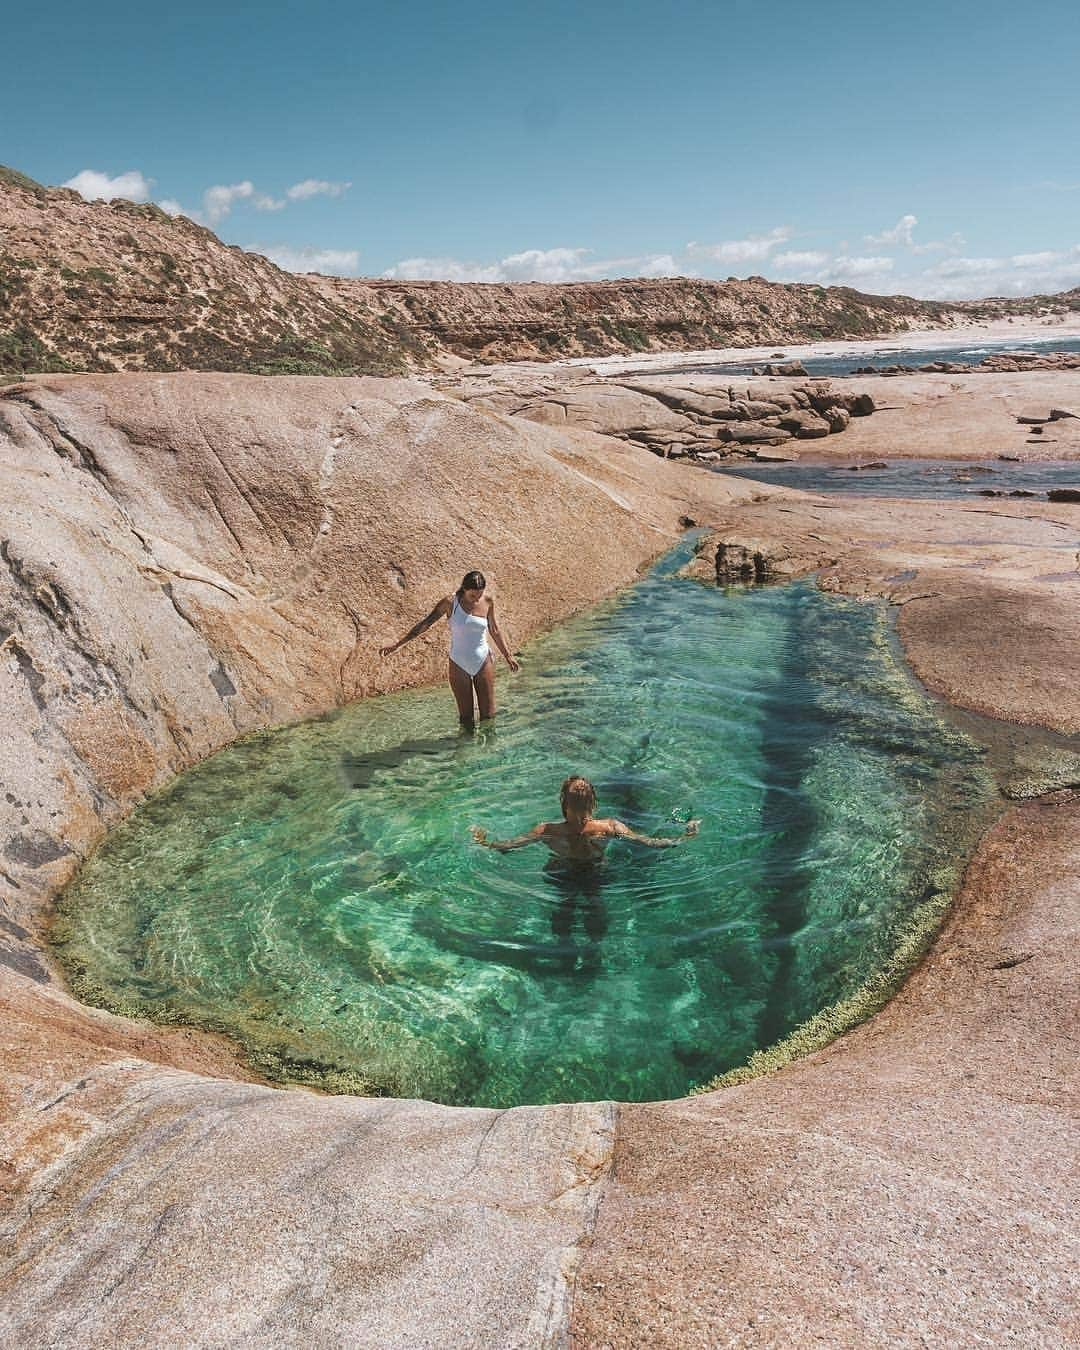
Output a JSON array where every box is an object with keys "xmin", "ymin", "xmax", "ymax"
[
  {"xmin": 684, "ymin": 819, "xmax": 701, "ymax": 838},
  {"xmin": 470, "ymin": 826, "xmax": 489, "ymax": 846},
  {"xmin": 507, "ymin": 656, "xmax": 521, "ymax": 673},
  {"xmin": 379, "ymin": 644, "xmax": 397, "ymax": 658}
]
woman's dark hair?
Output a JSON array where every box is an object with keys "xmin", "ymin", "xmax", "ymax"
[{"xmin": 457, "ymin": 570, "xmax": 486, "ymax": 597}]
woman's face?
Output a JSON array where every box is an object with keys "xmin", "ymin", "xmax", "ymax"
[{"xmin": 463, "ymin": 585, "xmax": 485, "ymax": 605}]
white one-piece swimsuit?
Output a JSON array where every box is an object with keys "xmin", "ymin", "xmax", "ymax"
[{"xmin": 449, "ymin": 595, "xmax": 491, "ymax": 677}]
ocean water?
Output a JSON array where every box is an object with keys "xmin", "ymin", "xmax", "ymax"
[
  {"xmin": 662, "ymin": 334, "xmax": 1080, "ymax": 379},
  {"xmin": 55, "ymin": 541, "xmax": 994, "ymax": 1106},
  {"xmin": 712, "ymin": 457, "xmax": 1080, "ymax": 499}
]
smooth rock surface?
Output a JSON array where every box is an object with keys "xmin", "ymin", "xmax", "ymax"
[{"xmin": 1, "ymin": 370, "xmax": 1078, "ymax": 1346}]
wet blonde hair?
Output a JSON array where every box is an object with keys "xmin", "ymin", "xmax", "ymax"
[{"xmin": 560, "ymin": 775, "xmax": 597, "ymax": 817}]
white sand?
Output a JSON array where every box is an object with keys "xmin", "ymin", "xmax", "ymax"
[{"xmin": 565, "ymin": 314, "xmax": 1080, "ymax": 377}]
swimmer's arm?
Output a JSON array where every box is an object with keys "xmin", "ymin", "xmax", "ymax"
[
  {"xmin": 380, "ymin": 596, "xmax": 452, "ymax": 656},
  {"xmin": 609, "ymin": 819, "xmax": 700, "ymax": 848},
  {"xmin": 471, "ymin": 823, "xmax": 547, "ymax": 852}
]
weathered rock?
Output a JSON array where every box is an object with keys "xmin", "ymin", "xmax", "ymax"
[
  {"xmin": 1, "ymin": 367, "xmax": 1078, "ymax": 1346},
  {"xmin": 726, "ymin": 421, "xmax": 793, "ymax": 445},
  {"xmin": 759, "ymin": 360, "xmax": 808, "ymax": 376},
  {"xmin": 783, "ymin": 405, "xmax": 831, "ymax": 437},
  {"xmin": 1047, "ymin": 487, "xmax": 1080, "ymax": 502},
  {"xmin": 821, "ymin": 405, "xmax": 851, "ymax": 433}
]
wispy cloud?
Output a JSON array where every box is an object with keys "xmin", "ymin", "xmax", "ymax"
[
  {"xmin": 381, "ymin": 247, "xmax": 685, "ymax": 283},
  {"xmin": 203, "ymin": 181, "xmax": 285, "ymax": 224},
  {"xmin": 822, "ymin": 255, "xmax": 895, "ymax": 280},
  {"xmin": 773, "ymin": 250, "xmax": 830, "ymax": 269},
  {"xmin": 64, "ymin": 169, "xmax": 154, "ymax": 202},
  {"xmin": 257, "ymin": 244, "xmax": 361, "ymax": 276},
  {"xmin": 638, "ymin": 254, "xmax": 681, "ymax": 277},
  {"xmin": 864, "ymin": 213, "xmax": 963, "ymax": 255},
  {"xmin": 902, "ymin": 246, "xmax": 1080, "ymax": 299},
  {"xmin": 686, "ymin": 227, "xmax": 792, "ymax": 264},
  {"xmin": 286, "ymin": 178, "xmax": 352, "ymax": 201},
  {"xmin": 865, "ymin": 214, "xmax": 918, "ymax": 247}
]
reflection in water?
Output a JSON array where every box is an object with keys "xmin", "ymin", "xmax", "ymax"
[{"xmin": 54, "ymin": 540, "xmax": 996, "ymax": 1107}]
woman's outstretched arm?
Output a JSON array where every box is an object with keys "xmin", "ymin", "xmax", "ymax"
[
  {"xmin": 471, "ymin": 824, "xmax": 546, "ymax": 851},
  {"xmin": 609, "ymin": 819, "xmax": 700, "ymax": 848},
  {"xmin": 486, "ymin": 600, "xmax": 520, "ymax": 672},
  {"xmin": 380, "ymin": 596, "xmax": 451, "ymax": 656}
]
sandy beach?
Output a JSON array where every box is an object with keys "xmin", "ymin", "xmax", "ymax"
[{"xmin": 566, "ymin": 313, "xmax": 1080, "ymax": 377}]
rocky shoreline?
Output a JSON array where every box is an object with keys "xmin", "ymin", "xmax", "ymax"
[{"xmin": 1, "ymin": 366, "xmax": 1077, "ymax": 1345}]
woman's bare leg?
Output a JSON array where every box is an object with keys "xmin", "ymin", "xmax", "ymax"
[
  {"xmin": 448, "ymin": 659, "xmax": 476, "ymax": 726},
  {"xmin": 474, "ymin": 657, "xmax": 496, "ymax": 720}
]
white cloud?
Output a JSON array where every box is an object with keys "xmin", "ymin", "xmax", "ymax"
[
  {"xmin": 823, "ymin": 255, "xmax": 895, "ymax": 280},
  {"xmin": 382, "ymin": 248, "xmax": 700, "ymax": 283},
  {"xmin": 923, "ymin": 256, "xmax": 1000, "ymax": 278},
  {"xmin": 286, "ymin": 178, "xmax": 352, "ymax": 201},
  {"xmin": 686, "ymin": 227, "xmax": 792, "ymax": 264},
  {"xmin": 157, "ymin": 198, "xmax": 186, "ymax": 217},
  {"xmin": 257, "ymin": 245, "xmax": 361, "ymax": 276},
  {"xmin": 863, "ymin": 215, "xmax": 963, "ymax": 256},
  {"xmin": 773, "ymin": 250, "xmax": 830, "ymax": 270},
  {"xmin": 865, "ymin": 214, "xmax": 918, "ymax": 247},
  {"xmin": 897, "ymin": 246, "xmax": 1080, "ymax": 300},
  {"xmin": 381, "ymin": 247, "xmax": 681, "ymax": 283},
  {"xmin": 638, "ymin": 254, "xmax": 681, "ymax": 277},
  {"xmin": 202, "ymin": 181, "xmax": 285, "ymax": 224},
  {"xmin": 64, "ymin": 169, "xmax": 154, "ymax": 202},
  {"xmin": 1010, "ymin": 250, "xmax": 1059, "ymax": 268}
]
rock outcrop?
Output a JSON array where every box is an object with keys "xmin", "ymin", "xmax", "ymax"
[
  {"xmin": 439, "ymin": 366, "xmax": 874, "ymax": 459},
  {"xmin": 856, "ymin": 349, "xmax": 1080, "ymax": 376},
  {"xmin": 0, "ymin": 372, "xmax": 756, "ymax": 931},
  {"xmin": 1, "ymin": 369, "xmax": 1078, "ymax": 1345}
]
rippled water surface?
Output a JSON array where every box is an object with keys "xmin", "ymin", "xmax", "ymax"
[{"xmin": 57, "ymin": 542, "xmax": 994, "ymax": 1106}]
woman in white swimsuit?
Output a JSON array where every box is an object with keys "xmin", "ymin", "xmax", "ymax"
[{"xmin": 380, "ymin": 569, "xmax": 520, "ymax": 726}]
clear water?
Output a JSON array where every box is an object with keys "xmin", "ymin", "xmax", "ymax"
[
  {"xmin": 713, "ymin": 458, "xmax": 1080, "ymax": 499},
  {"xmin": 55, "ymin": 541, "xmax": 994, "ymax": 1107}
]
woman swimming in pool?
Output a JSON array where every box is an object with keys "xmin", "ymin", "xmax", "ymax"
[{"xmin": 380, "ymin": 569, "xmax": 519, "ymax": 726}]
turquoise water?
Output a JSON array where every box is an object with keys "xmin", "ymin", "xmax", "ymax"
[{"xmin": 55, "ymin": 541, "xmax": 993, "ymax": 1106}]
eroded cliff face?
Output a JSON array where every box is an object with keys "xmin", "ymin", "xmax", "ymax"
[{"xmin": 8, "ymin": 167, "xmax": 1077, "ymax": 378}]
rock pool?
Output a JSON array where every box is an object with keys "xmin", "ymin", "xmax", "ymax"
[{"xmin": 54, "ymin": 540, "xmax": 995, "ymax": 1106}]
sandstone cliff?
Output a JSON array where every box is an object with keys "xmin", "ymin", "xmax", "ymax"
[{"xmin": 5, "ymin": 164, "xmax": 1077, "ymax": 377}]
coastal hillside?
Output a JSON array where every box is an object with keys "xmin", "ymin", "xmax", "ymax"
[{"xmin": 2, "ymin": 165, "xmax": 1077, "ymax": 376}]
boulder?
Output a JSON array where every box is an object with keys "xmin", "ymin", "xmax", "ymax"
[
  {"xmin": 727, "ymin": 422, "xmax": 793, "ymax": 445},
  {"xmin": 759, "ymin": 361, "xmax": 808, "ymax": 376},
  {"xmin": 822, "ymin": 406, "xmax": 851, "ymax": 434},
  {"xmin": 1047, "ymin": 488, "xmax": 1080, "ymax": 502},
  {"xmin": 778, "ymin": 411, "xmax": 831, "ymax": 439}
]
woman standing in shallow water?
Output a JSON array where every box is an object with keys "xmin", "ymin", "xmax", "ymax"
[{"xmin": 380, "ymin": 570, "xmax": 520, "ymax": 726}]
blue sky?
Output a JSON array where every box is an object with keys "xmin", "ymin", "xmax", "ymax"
[{"xmin": 4, "ymin": 0, "xmax": 1079, "ymax": 298}]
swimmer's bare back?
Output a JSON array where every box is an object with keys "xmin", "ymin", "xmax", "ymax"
[{"xmin": 472, "ymin": 818, "xmax": 699, "ymax": 857}]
